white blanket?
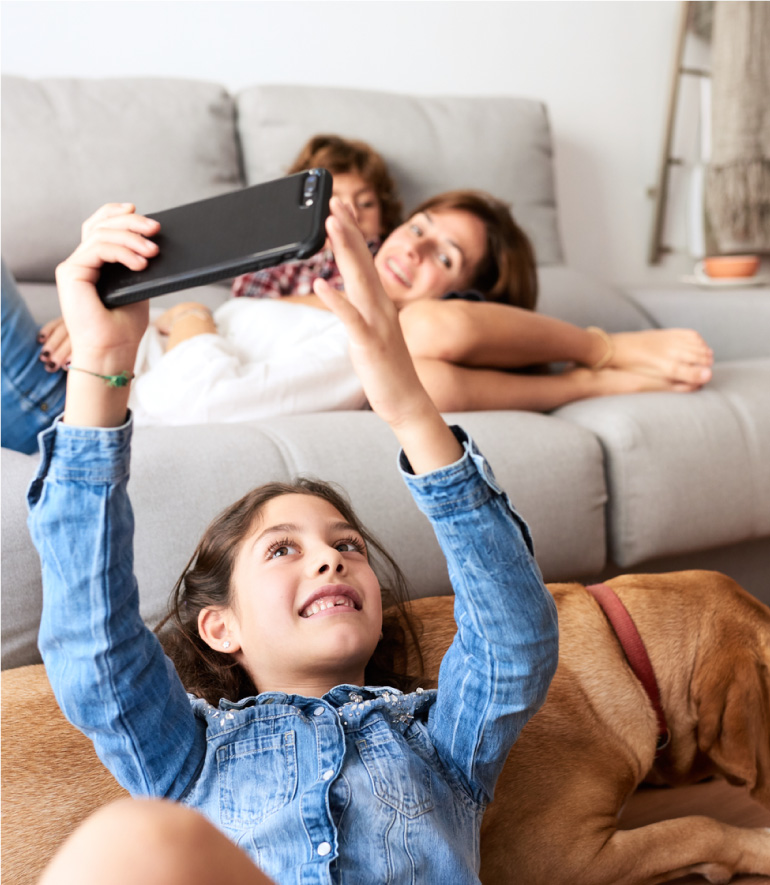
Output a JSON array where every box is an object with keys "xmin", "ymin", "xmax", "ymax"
[{"xmin": 129, "ymin": 299, "xmax": 365, "ymax": 426}]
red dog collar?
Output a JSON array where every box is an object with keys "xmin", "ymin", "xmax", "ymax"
[{"xmin": 586, "ymin": 582, "xmax": 670, "ymax": 752}]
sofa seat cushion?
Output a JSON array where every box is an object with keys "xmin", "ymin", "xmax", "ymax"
[
  {"xmin": 554, "ymin": 359, "xmax": 770, "ymax": 567},
  {"xmin": 1, "ymin": 410, "xmax": 606, "ymax": 670},
  {"xmin": 236, "ymin": 83, "xmax": 563, "ymax": 266},
  {"xmin": 1, "ymin": 76, "xmax": 243, "ymax": 282}
]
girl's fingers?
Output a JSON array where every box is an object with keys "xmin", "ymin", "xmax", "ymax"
[
  {"xmin": 313, "ymin": 278, "xmax": 367, "ymax": 332},
  {"xmin": 81, "ymin": 203, "xmax": 134, "ymax": 239},
  {"xmin": 79, "ymin": 227, "xmax": 159, "ymax": 264},
  {"xmin": 58, "ymin": 240, "xmax": 153, "ymax": 286},
  {"xmin": 324, "ymin": 201, "xmax": 388, "ymax": 318},
  {"xmin": 81, "ymin": 204, "xmax": 160, "ymax": 242}
]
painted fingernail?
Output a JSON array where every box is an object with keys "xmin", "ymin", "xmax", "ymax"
[
  {"xmin": 37, "ymin": 333, "xmax": 46, "ymax": 343},
  {"xmin": 64, "ymin": 359, "xmax": 71, "ymax": 369},
  {"xmin": 45, "ymin": 361, "xmax": 56, "ymax": 372},
  {"xmin": 41, "ymin": 349, "xmax": 50, "ymax": 358}
]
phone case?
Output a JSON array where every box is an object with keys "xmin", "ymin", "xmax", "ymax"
[{"xmin": 96, "ymin": 169, "xmax": 332, "ymax": 307}]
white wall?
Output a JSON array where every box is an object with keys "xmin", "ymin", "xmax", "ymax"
[{"xmin": 1, "ymin": 0, "xmax": 698, "ymax": 286}]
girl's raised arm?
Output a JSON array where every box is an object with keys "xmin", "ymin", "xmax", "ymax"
[
  {"xmin": 314, "ymin": 198, "xmax": 462, "ymax": 474},
  {"xmin": 54, "ymin": 204, "xmax": 159, "ymax": 428}
]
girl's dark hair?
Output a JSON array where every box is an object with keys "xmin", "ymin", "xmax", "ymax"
[
  {"xmin": 156, "ymin": 478, "xmax": 423, "ymax": 705},
  {"xmin": 410, "ymin": 189, "xmax": 539, "ymax": 310},
  {"xmin": 287, "ymin": 134, "xmax": 403, "ymax": 237}
]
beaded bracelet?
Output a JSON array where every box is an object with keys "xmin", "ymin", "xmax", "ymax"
[{"xmin": 67, "ymin": 367, "xmax": 135, "ymax": 388}]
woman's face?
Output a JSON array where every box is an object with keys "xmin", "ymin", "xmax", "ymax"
[
  {"xmin": 374, "ymin": 208, "xmax": 488, "ymax": 308},
  {"xmin": 211, "ymin": 493, "xmax": 383, "ymax": 696},
  {"xmin": 332, "ymin": 172, "xmax": 383, "ymax": 242}
]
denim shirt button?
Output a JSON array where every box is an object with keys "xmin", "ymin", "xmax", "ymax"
[
  {"xmin": 313, "ymin": 706, "xmax": 325, "ymax": 716},
  {"xmin": 317, "ymin": 841, "xmax": 332, "ymax": 856},
  {"xmin": 321, "ymin": 768, "xmax": 334, "ymax": 781}
]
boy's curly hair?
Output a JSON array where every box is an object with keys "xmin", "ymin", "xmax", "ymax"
[{"xmin": 288, "ymin": 134, "xmax": 403, "ymax": 237}]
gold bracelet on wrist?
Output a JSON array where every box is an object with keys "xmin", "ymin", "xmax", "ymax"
[{"xmin": 586, "ymin": 326, "xmax": 614, "ymax": 371}]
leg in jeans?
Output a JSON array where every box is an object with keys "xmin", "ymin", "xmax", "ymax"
[{"xmin": 1, "ymin": 260, "xmax": 66, "ymax": 454}]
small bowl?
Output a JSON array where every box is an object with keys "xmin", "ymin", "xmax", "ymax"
[{"xmin": 701, "ymin": 255, "xmax": 760, "ymax": 279}]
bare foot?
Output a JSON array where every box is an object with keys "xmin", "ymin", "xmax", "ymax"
[
  {"xmin": 585, "ymin": 365, "xmax": 705, "ymax": 397},
  {"xmin": 607, "ymin": 330, "xmax": 713, "ymax": 386}
]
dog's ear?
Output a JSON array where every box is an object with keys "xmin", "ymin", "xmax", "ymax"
[{"xmin": 694, "ymin": 650, "xmax": 770, "ymax": 804}]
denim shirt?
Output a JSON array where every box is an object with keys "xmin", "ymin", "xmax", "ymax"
[{"xmin": 29, "ymin": 418, "xmax": 558, "ymax": 885}]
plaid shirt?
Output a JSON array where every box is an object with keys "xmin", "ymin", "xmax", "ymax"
[{"xmin": 232, "ymin": 239, "xmax": 381, "ymax": 299}]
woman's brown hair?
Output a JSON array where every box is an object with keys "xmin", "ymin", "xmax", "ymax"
[
  {"xmin": 410, "ymin": 189, "xmax": 538, "ymax": 310},
  {"xmin": 156, "ymin": 478, "xmax": 423, "ymax": 705},
  {"xmin": 288, "ymin": 134, "xmax": 403, "ymax": 238}
]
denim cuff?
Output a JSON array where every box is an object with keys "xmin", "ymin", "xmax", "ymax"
[
  {"xmin": 27, "ymin": 413, "xmax": 134, "ymax": 507},
  {"xmin": 400, "ymin": 427, "xmax": 505, "ymax": 512}
]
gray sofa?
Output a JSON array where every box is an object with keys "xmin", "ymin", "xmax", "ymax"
[{"xmin": 2, "ymin": 75, "xmax": 769, "ymax": 672}]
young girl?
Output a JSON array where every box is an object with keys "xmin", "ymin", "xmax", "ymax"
[{"xmin": 30, "ymin": 198, "xmax": 559, "ymax": 885}]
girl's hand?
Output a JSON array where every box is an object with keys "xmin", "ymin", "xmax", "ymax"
[
  {"xmin": 54, "ymin": 204, "xmax": 160, "ymax": 427},
  {"xmin": 56, "ymin": 205, "xmax": 159, "ymax": 361},
  {"xmin": 315, "ymin": 198, "xmax": 462, "ymax": 473}
]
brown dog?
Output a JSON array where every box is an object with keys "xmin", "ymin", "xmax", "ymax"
[
  {"xmin": 3, "ymin": 570, "xmax": 769, "ymax": 885},
  {"xmin": 409, "ymin": 569, "xmax": 770, "ymax": 884}
]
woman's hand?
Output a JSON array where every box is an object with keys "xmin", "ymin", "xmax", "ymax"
[
  {"xmin": 54, "ymin": 203, "xmax": 160, "ymax": 427},
  {"xmin": 315, "ymin": 198, "xmax": 462, "ymax": 473},
  {"xmin": 38, "ymin": 316, "xmax": 71, "ymax": 372}
]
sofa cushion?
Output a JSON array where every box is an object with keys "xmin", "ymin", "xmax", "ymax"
[
  {"xmin": 554, "ymin": 359, "xmax": 770, "ymax": 567},
  {"xmin": 1, "ymin": 75, "xmax": 242, "ymax": 281},
  {"xmin": 236, "ymin": 84, "xmax": 564, "ymax": 266},
  {"xmin": 1, "ymin": 410, "xmax": 606, "ymax": 670}
]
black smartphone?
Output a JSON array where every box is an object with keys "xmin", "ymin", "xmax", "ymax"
[{"xmin": 96, "ymin": 169, "xmax": 332, "ymax": 307}]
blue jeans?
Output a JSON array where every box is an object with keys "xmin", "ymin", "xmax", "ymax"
[{"xmin": 1, "ymin": 260, "xmax": 65, "ymax": 454}]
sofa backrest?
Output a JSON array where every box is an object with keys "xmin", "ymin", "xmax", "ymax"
[
  {"xmin": 235, "ymin": 84, "xmax": 564, "ymax": 266},
  {"xmin": 1, "ymin": 76, "xmax": 564, "ymax": 282},
  {"xmin": 1, "ymin": 76, "xmax": 242, "ymax": 282}
]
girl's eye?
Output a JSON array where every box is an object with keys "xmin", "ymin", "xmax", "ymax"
[
  {"xmin": 335, "ymin": 537, "xmax": 367, "ymax": 555},
  {"xmin": 438, "ymin": 253, "xmax": 452, "ymax": 269},
  {"xmin": 267, "ymin": 539, "xmax": 299, "ymax": 559},
  {"xmin": 358, "ymin": 198, "xmax": 377, "ymax": 210},
  {"xmin": 409, "ymin": 223, "xmax": 422, "ymax": 236}
]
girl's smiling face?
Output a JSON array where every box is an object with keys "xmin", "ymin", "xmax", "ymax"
[
  {"xmin": 374, "ymin": 208, "xmax": 488, "ymax": 308},
  {"xmin": 201, "ymin": 493, "xmax": 383, "ymax": 696}
]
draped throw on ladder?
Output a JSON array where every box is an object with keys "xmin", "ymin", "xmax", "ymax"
[{"xmin": 705, "ymin": 0, "xmax": 770, "ymax": 252}]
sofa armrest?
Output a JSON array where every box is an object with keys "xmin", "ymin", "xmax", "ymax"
[{"xmin": 623, "ymin": 283, "xmax": 770, "ymax": 361}]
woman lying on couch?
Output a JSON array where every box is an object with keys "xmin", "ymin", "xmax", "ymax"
[{"xmin": 16, "ymin": 136, "xmax": 714, "ymax": 435}]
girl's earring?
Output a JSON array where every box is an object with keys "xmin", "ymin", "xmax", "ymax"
[{"xmin": 222, "ymin": 640, "xmax": 231, "ymax": 650}]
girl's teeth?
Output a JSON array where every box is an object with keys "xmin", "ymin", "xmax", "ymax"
[{"xmin": 303, "ymin": 596, "xmax": 355, "ymax": 617}]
